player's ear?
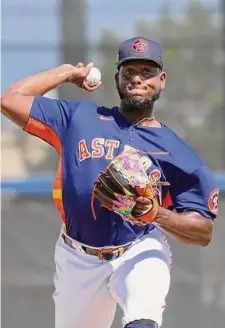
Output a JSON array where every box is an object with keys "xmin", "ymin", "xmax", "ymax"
[
  {"xmin": 115, "ymin": 72, "xmax": 119, "ymax": 89},
  {"xmin": 159, "ymin": 70, "xmax": 167, "ymax": 90}
]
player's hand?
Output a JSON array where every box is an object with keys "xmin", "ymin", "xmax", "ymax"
[
  {"xmin": 68, "ymin": 63, "xmax": 102, "ymax": 92},
  {"xmin": 132, "ymin": 196, "xmax": 153, "ymax": 217}
]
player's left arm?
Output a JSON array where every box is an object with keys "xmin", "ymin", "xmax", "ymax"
[
  {"xmin": 154, "ymin": 209, "xmax": 213, "ymax": 246},
  {"xmin": 153, "ymin": 165, "xmax": 220, "ymax": 246}
]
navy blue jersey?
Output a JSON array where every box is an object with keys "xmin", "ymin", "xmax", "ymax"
[{"xmin": 24, "ymin": 96, "xmax": 219, "ymax": 247}]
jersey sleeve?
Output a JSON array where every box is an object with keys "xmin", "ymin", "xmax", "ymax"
[
  {"xmin": 170, "ymin": 165, "xmax": 220, "ymax": 220},
  {"xmin": 24, "ymin": 95, "xmax": 81, "ymax": 153}
]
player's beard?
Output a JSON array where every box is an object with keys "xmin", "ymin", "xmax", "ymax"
[{"xmin": 118, "ymin": 88, "xmax": 161, "ymax": 116}]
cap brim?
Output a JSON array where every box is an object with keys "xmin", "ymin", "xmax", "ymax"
[{"xmin": 117, "ymin": 57, "xmax": 163, "ymax": 70}]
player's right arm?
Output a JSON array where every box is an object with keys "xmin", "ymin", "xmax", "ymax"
[{"xmin": 1, "ymin": 62, "xmax": 101, "ymax": 128}]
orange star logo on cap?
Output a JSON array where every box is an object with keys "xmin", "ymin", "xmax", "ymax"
[{"xmin": 132, "ymin": 39, "xmax": 149, "ymax": 53}]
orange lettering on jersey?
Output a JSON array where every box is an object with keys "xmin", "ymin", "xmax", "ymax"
[
  {"xmin": 79, "ymin": 140, "xmax": 91, "ymax": 162},
  {"xmin": 92, "ymin": 138, "xmax": 105, "ymax": 158},
  {"xmin": 105, "ymin": 140, "xmax": 120, "ymax": 159},
  {"xmin": 141, "ymin": 156, "xmax": 152, "ymax": 170},
  {"xmin": 149, "ymin": 169, "xmax": 161, "ymax": 182}
]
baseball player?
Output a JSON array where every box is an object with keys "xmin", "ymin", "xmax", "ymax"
[{"xmin": 1, "ymin": 37, "xmax": 220, "ymax": 328}]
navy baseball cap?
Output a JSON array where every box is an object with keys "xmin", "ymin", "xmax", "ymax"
[{"xmin": 116, "ymin": 37, "xmax": 163, "ymax": 70}]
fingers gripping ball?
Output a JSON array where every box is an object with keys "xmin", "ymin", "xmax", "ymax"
[
  {"xmin": 92, "ymin": 148, "xmax": 159, "ymax": 226},
  {"xmin": 85, "ymin": 67, "xmax": 101, "ymax": 86}
]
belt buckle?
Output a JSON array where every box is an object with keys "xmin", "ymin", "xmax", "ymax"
[{"xmin": 98, "ymin": 247, "xmax": 124, "ymax": 262}]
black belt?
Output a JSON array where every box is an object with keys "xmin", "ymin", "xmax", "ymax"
[{"xmin": 62, "ymin": 234, "xmax": 131, "ymax": 261}]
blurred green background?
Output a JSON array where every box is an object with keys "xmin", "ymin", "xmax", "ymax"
[{"xmin": 1, "ymin": 1, "xmax": 225, "ymax": 327}]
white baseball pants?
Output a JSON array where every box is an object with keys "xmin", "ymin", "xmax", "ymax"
[{"xmin": 53, "ymin": 228, "xmax": 172, "ymax": 328}]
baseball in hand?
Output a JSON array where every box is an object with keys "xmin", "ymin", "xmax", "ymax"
[{"xmin": 85, "ymin": 67, "xmax": 101, "ymax": 86}]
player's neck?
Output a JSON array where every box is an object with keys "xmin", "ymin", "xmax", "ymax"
[{"xmin": 119, "ymin": 106, "xmax": 160, "ymax": 127}]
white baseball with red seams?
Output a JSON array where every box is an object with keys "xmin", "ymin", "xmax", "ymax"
[{"xmin": 85, "ymin": 67, "xmax": 102, "ymax": 86}]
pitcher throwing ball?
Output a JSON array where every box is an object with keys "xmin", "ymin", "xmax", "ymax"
[{"xmin": 1, "ymin": 37, "xmax": 220, "ymax": 328}]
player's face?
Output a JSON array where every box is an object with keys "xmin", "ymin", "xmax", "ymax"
[{"xmin": 116, "ymin": 60, "xmax": 167, "ymax": 109}]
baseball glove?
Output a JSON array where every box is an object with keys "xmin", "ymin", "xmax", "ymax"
[{"xmin": 91, "ymin": 148, "xmax": 159, "ymax": 226}]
